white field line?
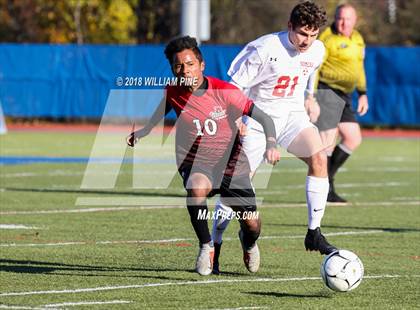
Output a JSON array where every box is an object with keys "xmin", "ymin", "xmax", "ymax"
[
  {"xmin": 2, "ymin": 165, "xmax": 418, "ymax": 178},
  {"xmin": 0, "ymin": 306, "xmax": 42, "ymax": 310},
  {"xmin": 281, "ymin": 182, "xmax": 410, "ymax": 190},
  {"xmin": 44, "ymin": 300, "xmax": 131, "ymax": 308},
  {"xmin": 0, "ymin": 205, "xmax": 186, "ymax": 215},
  {"xmin": 0, "ymin": 274, "xmax": 412, "ymax": 297},
  {"xmin": 0, "ymin": 230, "xmax": 384, "ymax": 248},
  {"xmin": 0, "ymin": 224, "xmax": 42, "ymax": 230},
  {"xmin": 198, "ymin": 307, "xmax": 268, "ymax": 310},
  {"xmin": 0, "ymin": 300, "xmax": 131, "ymax": 310},
  {"xmin": 391, "ymin": 196, "xmax": 420, "ymax": 201},
  {"xmin": 73, "ymin": 196, "xmax": 414, "ymax": 206},
  {"xmin": 1, "ymin": 200, "xmax": 418, "ymax": 216}
]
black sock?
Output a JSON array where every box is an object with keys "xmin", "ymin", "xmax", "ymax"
[
  {"xmin": 187, "ymin": 204, "xmax": 211, "ymax": 245},
  {"xmin": 214, "ymin": 242, "xmax": 222, "ymax": 262},
  {"xmin": 329, "ymin": 145, "xmax": 351, "ymax": 180},
  {"xmin": 240, "ymin": 222, "xmax": 260, "ymax": 249}
]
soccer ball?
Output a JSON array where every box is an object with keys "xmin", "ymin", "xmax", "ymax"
[{"xmin": 320, "ymin": 249, "xmax": 364, "ymax": 292}]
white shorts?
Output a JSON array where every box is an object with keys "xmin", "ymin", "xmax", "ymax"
[{"xmin": 242, "ymin": 110, "xmax": 316, "ymax": 172}]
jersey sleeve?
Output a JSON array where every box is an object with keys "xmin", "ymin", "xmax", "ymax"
[
  {"xmin": 355, "ymin": 32, "xmax": 367, "ymax": 93},
  {"xmin": 227, "ymin": 45, "xmax": 264, "ymax": 89},
  {"xmin": 224, "ymin": 85, "xmax": 253, "ymax": 117}
]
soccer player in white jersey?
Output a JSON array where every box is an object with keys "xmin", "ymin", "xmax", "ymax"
[{"xmin": 211, "ymin": 1, "xmax": 337, "ymax": 275}]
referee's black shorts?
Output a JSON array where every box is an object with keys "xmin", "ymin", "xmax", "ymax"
[{"xmin": 315, "ymin": 82, "xmax": 358, "ymax": 131}]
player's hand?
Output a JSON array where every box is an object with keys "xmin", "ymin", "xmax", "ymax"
[
  {"xmin": 126, "ymin": 128, "xmax": 150, "ymax": 147},
  {"xmin": 264, "ymin": 147, "xmax": 281, "ymax": 165},
  {"xmin": 235, "ymin": 117, "xmax": 248, "ymax": 136},
  {"xmin": 357, "ymin": 94, "xmax": 369, "ymax": 116},
  {"xmin": 304, "ymin": 95, "xmax": 320, "ymax": 123}
]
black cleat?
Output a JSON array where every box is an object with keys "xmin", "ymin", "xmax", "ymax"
[
  {"xmin": 327, "ymin": 190, "xmax": 347, "ymax": 203},
  {"xmin": 305, "ymin": 227, "xmax": 338, "ymax": 255},
  {"xmin": 212, "ymin": 242, "xmax": 222, "ymax": 275}
]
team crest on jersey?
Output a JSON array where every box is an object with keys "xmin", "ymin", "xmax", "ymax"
[
  {"xmin": 300, "ymin": 61, "xmax": 314, "ymax": 67},
  {"xmin": 210, "ymin": 106, "xmax": 227, "ymax": 120}
]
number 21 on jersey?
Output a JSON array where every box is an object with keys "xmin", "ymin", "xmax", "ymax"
[{"xmin": 272, "ymin": 75, "xmax": 299, "ymax": 97}]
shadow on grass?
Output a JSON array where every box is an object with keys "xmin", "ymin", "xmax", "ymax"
[
  {"xmin": 0, "ymin": 259, "xmax": 191, "ymax": 281},
  {"xmin": 0, "ymin": 259, "xmax": 257, "ymax": 280},
  {"xmin": 245, "ymin": 291, "xmax": 332, "ymax": 298}
]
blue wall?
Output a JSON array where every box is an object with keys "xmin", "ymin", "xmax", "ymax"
[{"xmin": 0, "ymin": 44, "xmax": 419, "ymax": 126}]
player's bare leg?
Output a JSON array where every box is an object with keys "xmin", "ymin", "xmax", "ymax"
[
  {"xmin": 288, "ymin": 127, "xmax": 337, "ymax": 255},
  {"xmin": 186, "ymin": 173, "xmax": 214, "ymax": 275}
]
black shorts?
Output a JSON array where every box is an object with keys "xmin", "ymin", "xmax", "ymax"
[
  {"xmin": 316, "ymin": 82, "xmax": 358, "ymax": 131},
  {"xmin": 179, "ymin": 164, "xmax": 257, "ymax": 213}
]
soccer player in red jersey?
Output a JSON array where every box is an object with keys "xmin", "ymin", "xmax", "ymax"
[{"xmin": 127, "ymin": 36, "xmax": 280, "ymax": 275}]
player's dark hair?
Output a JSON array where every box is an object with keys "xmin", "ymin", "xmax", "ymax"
[
  {"xmin": 289, "ymin": 1, "xmax": 327, "ymax": 30},
  {"xmin": 164, "ymin": 36, "xmax": 203, "ymax": 66}
]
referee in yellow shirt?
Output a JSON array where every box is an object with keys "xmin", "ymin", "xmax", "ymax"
[{"xmin": 316, "ymin": 3, "xmax": 369, "ymax": 203}]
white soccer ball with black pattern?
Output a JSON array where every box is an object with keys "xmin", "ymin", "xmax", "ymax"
[{"xmin": 320, "ymin": 249, "xmax": 364, "ymax": 292}]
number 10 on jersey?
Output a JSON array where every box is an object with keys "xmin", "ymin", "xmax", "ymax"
[
  {"xmin": 193, "ymin": 119, "xmax": 217, "ymax": 136},
  {"xmin": 272, "ymin": 75, "xmax": 299, "ymax": 97}
]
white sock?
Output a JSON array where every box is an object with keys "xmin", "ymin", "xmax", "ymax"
[
  {"xmin": 211, "ymin": 199, "xmax": 233, "ymax": 244},
  {"xmin": 306, "ymin": 176, "xmax": 329, "ymax": 230}
]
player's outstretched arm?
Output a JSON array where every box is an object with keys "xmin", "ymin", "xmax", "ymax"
[
  {"xmin": 126, "ymin": 98, "xmax": 172, "ymax": 147},
  {"xmin": 247, "ymin": 104, "xmax": 281, "ymax": 165}
]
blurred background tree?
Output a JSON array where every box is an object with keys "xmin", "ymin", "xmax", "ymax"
[
  {"xmin": 0, "ymin": 0, "xmax": 418, "ymax": 45},
  {"xmin": 0, "ymin": 0, "xmax": 137, "ymax": 43}
]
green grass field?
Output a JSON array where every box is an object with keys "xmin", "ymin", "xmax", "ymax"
[{"xmin": 0, "ymin": 130, "xmax": 419, "ymax": 309}]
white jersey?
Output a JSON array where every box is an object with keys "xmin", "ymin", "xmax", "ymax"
[{"xmin": 228, "ymin": 31, "xmax": 325, "ymax": 118}]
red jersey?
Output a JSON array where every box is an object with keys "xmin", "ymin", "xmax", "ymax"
[{"xmin": 165, "ymin": 77, "xmax": 253, "ymax": 171}]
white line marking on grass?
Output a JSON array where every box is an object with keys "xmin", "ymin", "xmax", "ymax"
[
  {"xmin": 0, "ymin": 205, "xmax": 185, "ymax": 215},
  {"xmin": 0, "ymin": 242, "xmax": 87, "ymax": 247},
  {"xmin": 44, "ymin": 300, "xmax": 131, "ymax": 308},
  {"xmin": 1, "ymin": 201, "xmax": 418, "ymax": 216},
  {"xmin": 284, "ymin": 182, "xmax": 409, "ymax": 190},
  {"xmin": 0, "ymin": 230, "xmax": 384, "ymax": 248},
  {"xmin": 0, "ymin": 224, "xmax": 42, "ymax": 230},
  {"xmin": 0, "ymin": 306, "xmax": 43, "ymax": 310},
  {"xmin": 199, "ymin": 307, "xmax": 268, "ymax": 310},
  {"xmin": 379, "ymin": 156, "xmax": 409, "ymax": 162},
  {"xmin": 259, "ymin": 230, "xmax": 384, "ymax": 240},
  {"xmin": 391, "ymin": 196, "xmax": 420, "ymax": 201},
  {"xmin": 0, "ymin": 274, "xmax": 415, "ymax": 297}
]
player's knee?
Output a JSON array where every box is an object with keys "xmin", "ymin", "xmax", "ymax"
[
  {"xmin": 350, "ymin": 134, "xmax": 362, "ymax": 150},
  {"xmin": 187, "ymin": 188, "xmax": 210, "ymax": 205},
  {"xmin": 309, "ymin": 152, "xmax": 327, "ymax": 175},
  {"xmin": 242, "ymin": 217, "xmax": 261, "ymax": 234}
]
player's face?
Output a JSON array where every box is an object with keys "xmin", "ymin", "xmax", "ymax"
[
  {"xmin": 172, "ymin": 49, "xmax": 205, "ymax": 90},
  {"xmin": 288, "ymin": 24, "xmax": 319, "ymax": 53},
  {"xmin": 335, "ymin": 7, "xmax": 357, "ymax": 38}
]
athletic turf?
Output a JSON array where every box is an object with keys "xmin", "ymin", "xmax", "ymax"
[{"xmin": 0, "ymin": 130, "xmax": 419, "ymax": 309}]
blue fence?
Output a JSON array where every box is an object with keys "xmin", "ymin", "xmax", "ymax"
[{"xmin": 0, "ymin": 43, "xmax": 419, "ymax": 126}]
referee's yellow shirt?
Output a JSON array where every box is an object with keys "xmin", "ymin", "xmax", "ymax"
[{"xmin": 317, "ymin": 25, "xmax": 367, "ymax": 95}]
